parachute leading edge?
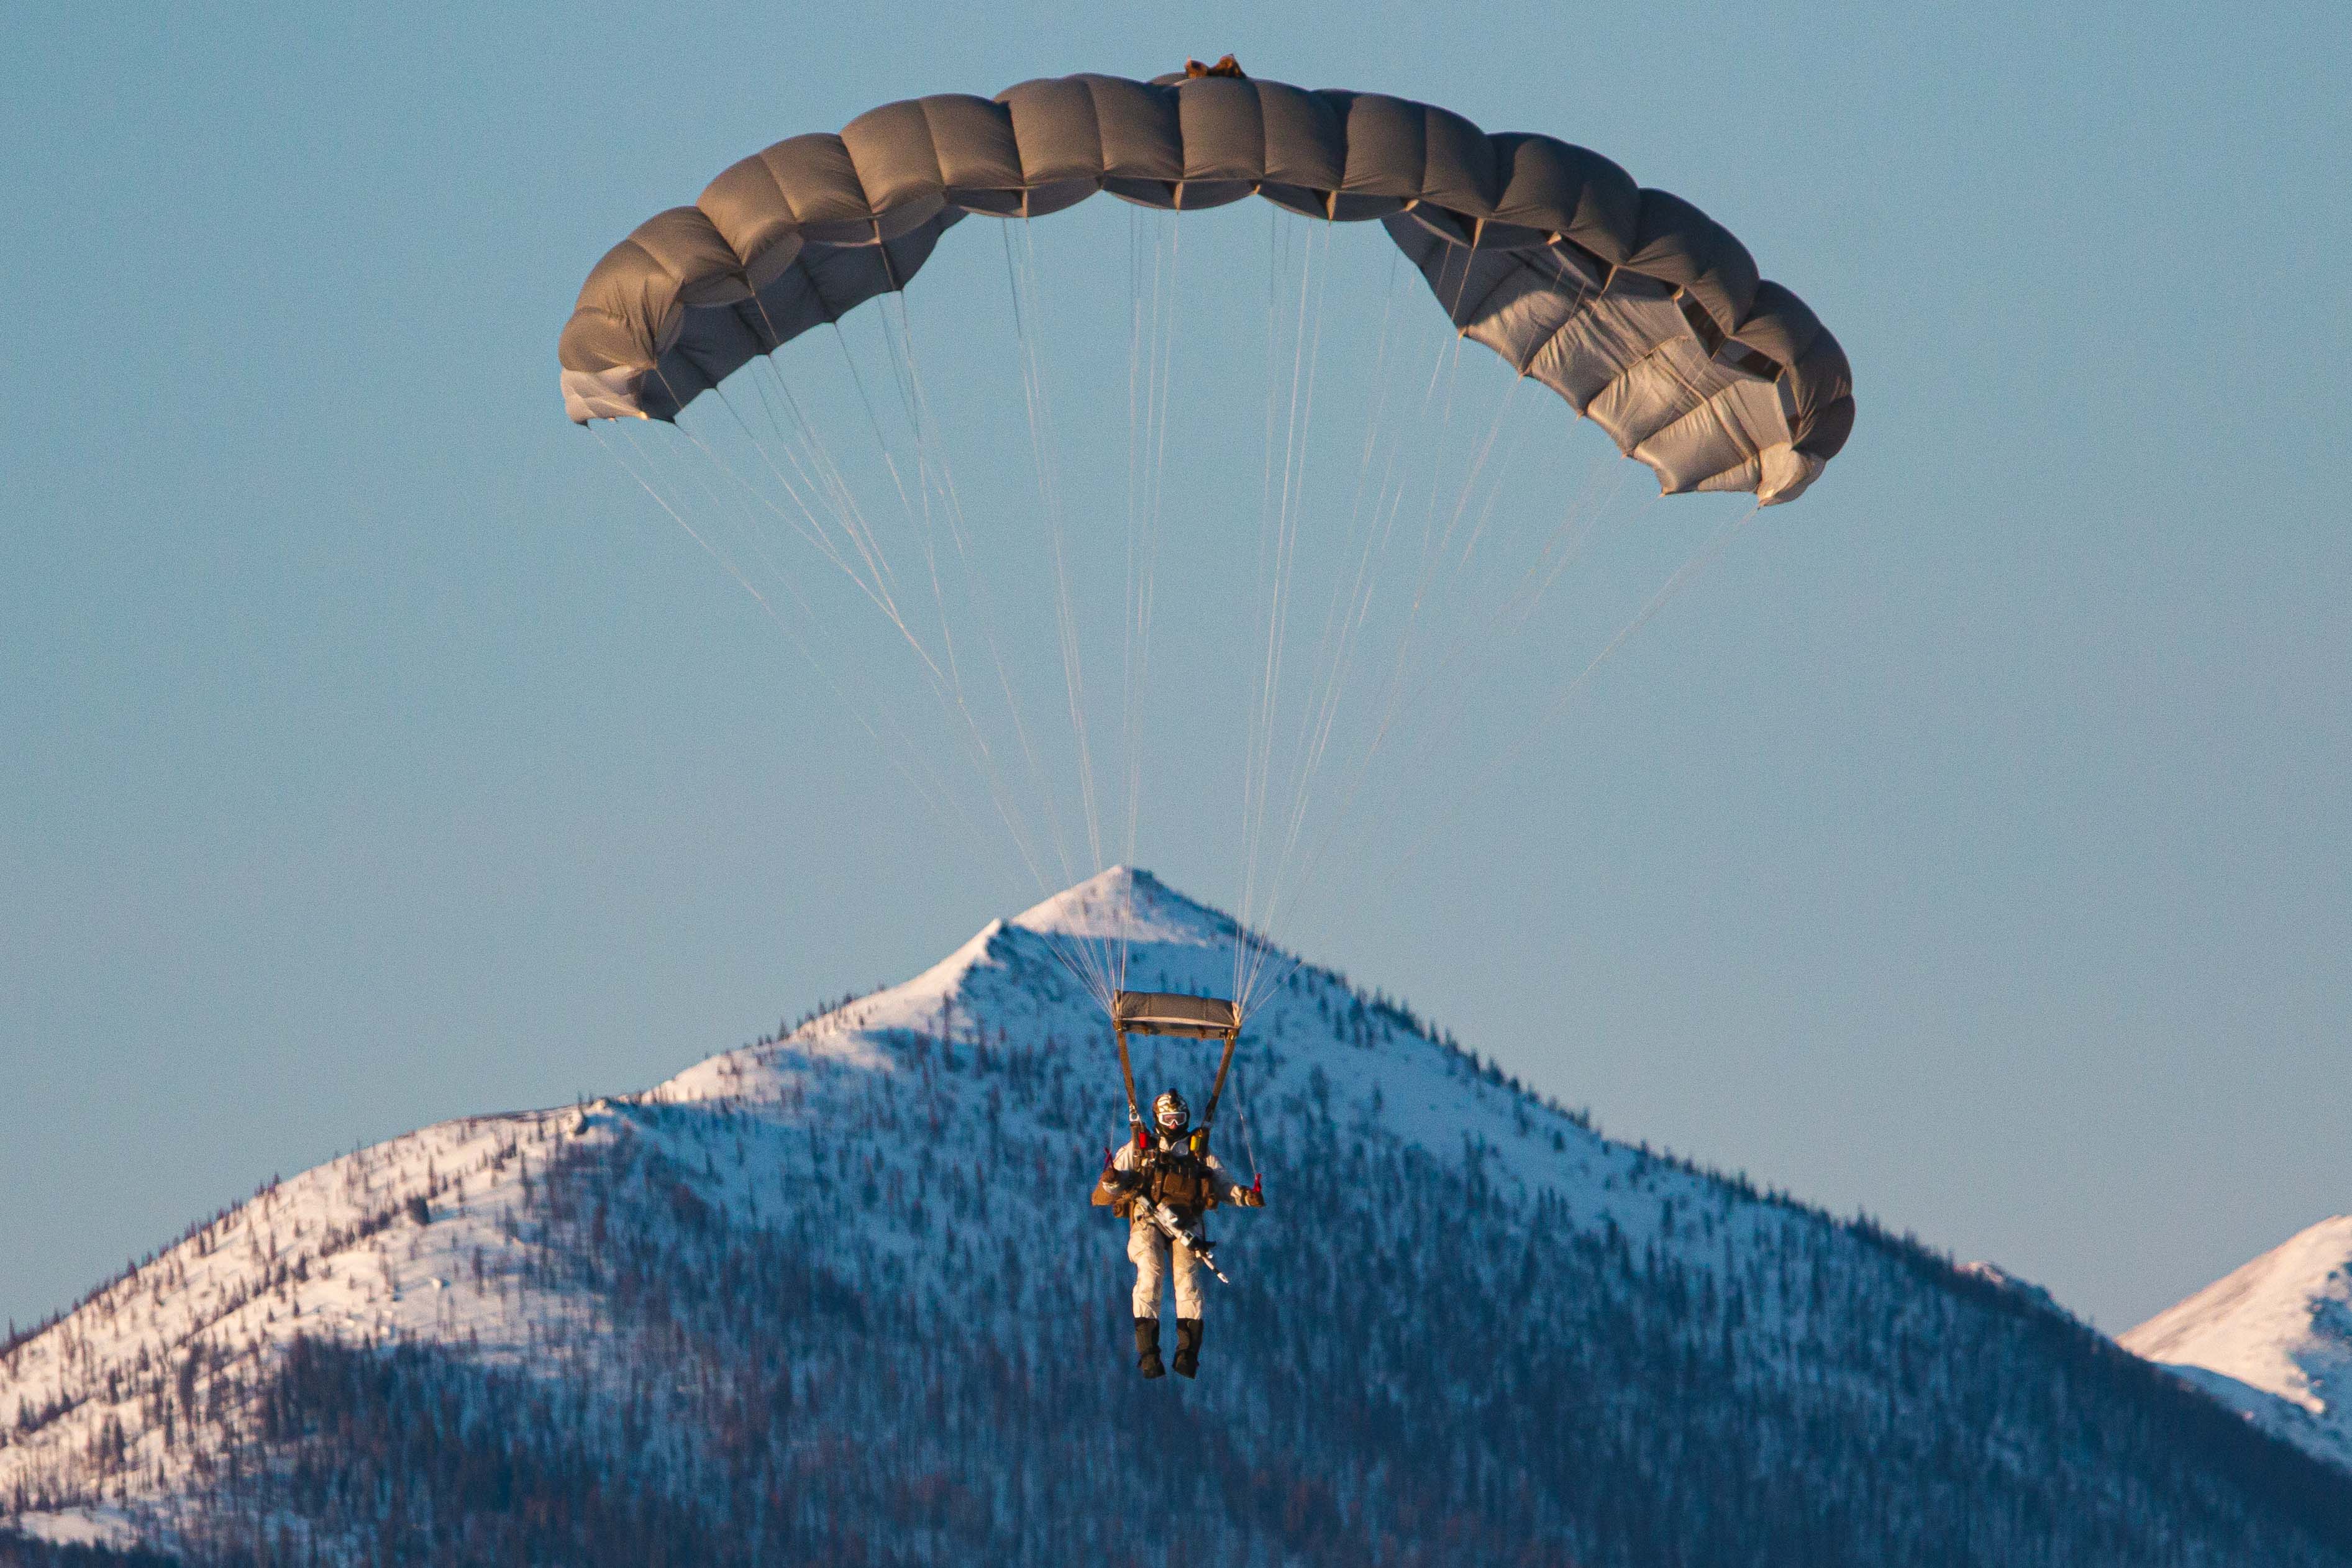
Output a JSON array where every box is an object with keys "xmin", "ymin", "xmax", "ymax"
[{"xmin": 558, "ymin": 70, "xmax": 1853, "ymax": 506}]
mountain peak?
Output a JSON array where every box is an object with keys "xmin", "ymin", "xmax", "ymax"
[
  {"xmin": 650, "ymin": 869, "xmax": 1249, "ymax": 1105},
  {"xmin": 1008, "ymin": 865, "xmax": 1229, "ymax": 947},
  {"xmin": 2122, "ymin": 1214, "xmax": 2352, "ymax": 1473}
]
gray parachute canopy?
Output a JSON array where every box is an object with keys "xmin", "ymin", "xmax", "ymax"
[{"xmin": 560, "ymin": 71, "xmax": 1853, "ymax": 504}]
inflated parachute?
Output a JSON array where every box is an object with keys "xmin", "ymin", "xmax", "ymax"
[{"xmin": 560, "ymin": 70, "xmax": 1852, "ymax": 504}]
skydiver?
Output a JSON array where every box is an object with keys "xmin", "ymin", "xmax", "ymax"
[{"xmin": 1093, "ymin": 1087, "xmax": 1263, "ymax": 1379}]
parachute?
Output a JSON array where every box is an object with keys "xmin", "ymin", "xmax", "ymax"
[
  {"xmin": 559, "ymin": 70, "xmax": 1852, "ymax": 506},
  {"xmin": 560, "ymin": 66, "xmax": 1855, "ymax": 1036}
]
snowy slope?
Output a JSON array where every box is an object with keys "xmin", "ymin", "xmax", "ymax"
[
  {"xmin": 3, "ymin": 868, "xmax": 2346, "ymax": 1566},
  {"xmin": 2123, "ymin": 1216, "xmax": 2352, "ymax": 1475},
  {"xmin": 0, "ymin": 1095, "xmax": 576, "ymax": 1543}
]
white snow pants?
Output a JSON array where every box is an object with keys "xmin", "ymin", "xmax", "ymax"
[{"xmin": 1129, "ymin": 1214, "xmax": 1205, "ymax": 1320}]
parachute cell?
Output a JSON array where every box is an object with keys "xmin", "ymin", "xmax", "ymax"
[{"xmin": 558, "ymin": 72, "xmax": 1852, "ymax": 504}]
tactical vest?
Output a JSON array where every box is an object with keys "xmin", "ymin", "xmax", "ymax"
[{"xmin": 1144, "ymin": 1147, "xmax": 1216, "ymax": 1213}]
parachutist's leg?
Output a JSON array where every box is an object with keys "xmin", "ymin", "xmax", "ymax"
[
  {"xmin": 1135, "ymin": 1316, "xmax": 1165, "ymax": 1380},
  {"xmin": 1128, "ymin": 1216, "xmax": 1164, "ymax": 1320},
  {"xmin": 1128, "ymin": 1216, "xmax": 1166, "ymax": 1377},
  {"xmin": 1170, "ymin": 1235, "xmax": 1205, "ymax": 1321},
  {"xmin": 1169, "ymin": 1237, "xmax": 1204, "ymax": 1373},
  {"xmin": 1173, "ymin": 1317, "xmax": 1203, "ymax": 1379}
]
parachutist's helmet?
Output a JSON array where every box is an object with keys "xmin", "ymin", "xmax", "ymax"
[{"xmin": 1153, "ymin": 1090, "xmax": 1190, "ymax": 1134}]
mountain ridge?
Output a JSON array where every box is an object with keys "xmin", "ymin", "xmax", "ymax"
[{"xmin": 4, "ymin": 868, "xmax": 2347, "ymax": 1566}]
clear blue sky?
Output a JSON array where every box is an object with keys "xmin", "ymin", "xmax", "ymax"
[{"xmin": 4, "ymin": 1, "xmax": 2346, "ymax": 1337}]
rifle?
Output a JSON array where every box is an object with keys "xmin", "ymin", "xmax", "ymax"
[{"xmin": 1144, "ymin": 1197, "xmax": 1230, "ymax": 1285}]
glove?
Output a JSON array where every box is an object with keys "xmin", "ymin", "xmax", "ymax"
[
  {"xmin": 1236, "ymin": 1186, "xmax": 1264, "ymax": 1208},
  {"xmin": 1103, "ymin": 1168, "xmax": 1141, "ymax": 1194}
]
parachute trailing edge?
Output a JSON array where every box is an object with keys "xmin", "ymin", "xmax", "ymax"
[{"xmin": 560, "ymin": 71, "xmax": 1853, "ymax": 504}]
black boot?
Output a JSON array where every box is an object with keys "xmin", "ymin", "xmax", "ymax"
[
  {"xmin": 1134, "ymin": 1316, "xmax": 1165, "ymax": 1379},
  {"xmin": 1173, "ymin": 1318, "xmax": 1203, "ymax": 1379}
]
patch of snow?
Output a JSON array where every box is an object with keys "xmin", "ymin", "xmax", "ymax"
[{"xmin": 10, "ymin": 1504, "xmax": 140, "ymax": 1548}]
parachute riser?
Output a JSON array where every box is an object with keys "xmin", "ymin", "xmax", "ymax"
[
  {"xmin": 1229, "ymin": 1060, "xmax": 1262, "ymax": 1190},
  {"xmin": 1198, "ymin": 1027, "xmax": 1241, "ymax": 1140},
  {"xmin": 1114, "ymin": 1023, "xmax": 1143, "ymax": 1140}
]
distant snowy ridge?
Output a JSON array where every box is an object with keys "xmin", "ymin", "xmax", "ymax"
[
  {"xmin": 2123, "ymin": 1216, "xmax": 2352, "ymax": 1476},
  {"xmin": 1956, "ymin": 1260, "xmax": 2082, "ymax": 1326}
]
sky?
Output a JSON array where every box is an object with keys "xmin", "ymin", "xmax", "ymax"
[{"xmin": 4, "ymin": 1, "xmax": 2347, "ymax": 1338}]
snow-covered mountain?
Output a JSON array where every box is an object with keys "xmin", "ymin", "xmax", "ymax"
[
  {"xmin": 4, "ymin": 868, "xmax": 2348, "ymax": 1566},
  {"xmin": 2124, "ymin": 1216, "xmax": 2352, "ymax": 1477}
]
